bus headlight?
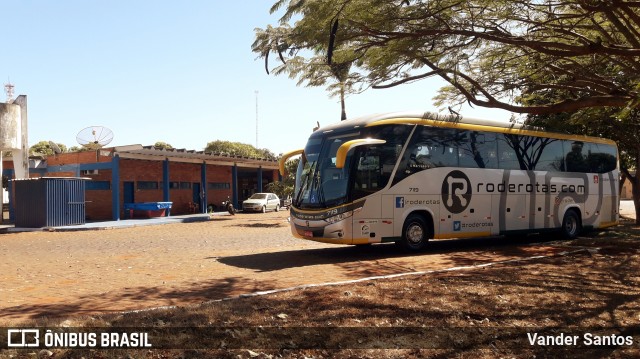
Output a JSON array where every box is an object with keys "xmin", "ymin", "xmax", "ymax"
[{"xmin": 325, "ymin": 211, "xmax": 354, "ymax": 224}]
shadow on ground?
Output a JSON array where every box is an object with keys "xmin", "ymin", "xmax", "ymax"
[{"xmin": 215, "ymin": 233, "xmax": 572, "ymax": 272}]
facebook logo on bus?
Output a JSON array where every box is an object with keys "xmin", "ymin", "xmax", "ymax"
[{"xmin": 396, "ymin": 197, "xmax": 405, "ymax": 208}]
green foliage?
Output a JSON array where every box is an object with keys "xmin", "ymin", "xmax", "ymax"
[
  {"xmin": 29, "ymin": 141, "xmax": 68, "ymax": 156},
  {"xmin": 205, "ymin": 140, "xmax": 275, "ymax": 159},
  {"xmin": 256, "ymin": 0, "xmax": 640, "ymax": 115},
  {"xmin": 153, "ymin": 141, "xmax": 173, "ymax": 150},
  {"xmin": 266, "ymin": 158, "xmax": 299, "ymax": 198},
  {"xmin": 253, "ymin": 4, "xmax": 365, "ymax": 120}
]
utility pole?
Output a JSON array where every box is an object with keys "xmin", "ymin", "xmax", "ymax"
[{"xmin": 255, "ymin": 90, "xmax": 259, "ymax": 148}]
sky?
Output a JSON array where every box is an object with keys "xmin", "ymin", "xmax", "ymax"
[{"xmin": 2, "ymin": 1, "xmax": 515, "ymax": 156}]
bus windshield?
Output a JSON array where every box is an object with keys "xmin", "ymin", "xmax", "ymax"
[
  {"xmin": 294, "ymin": 133, "xmax": 357, "ymax": 209},
  {"xmin": 294, "ymin": 125, "xmax": 411, "ymax": 209}
]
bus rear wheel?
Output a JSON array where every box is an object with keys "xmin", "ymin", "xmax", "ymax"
[
  {"xmin": 400, "ymin": 214, "xmax": 432, "ymax": 251},
  {"xmin": 561, "ymin": 209, "xmax": 581, "ymax": 239}
]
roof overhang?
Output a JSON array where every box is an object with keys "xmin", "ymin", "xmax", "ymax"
[{"xmin": 111, "ymin": 145, "xmax": 279, "ymax": 169}]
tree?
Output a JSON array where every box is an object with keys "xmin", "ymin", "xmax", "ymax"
[
  {"xmin": 68, "ymin": 146, "xmax": 92, "ymax": 152},
  {"xmin": 253, "ymin": 11, "xmax": 362, "ymax": 120},
  {"xmin": 205, "ymin": 140, "xmax": 276, "ymax": 159},
  {"xmin": 153, "ymin": 141, "xmax": 173, "ymax": 150},
  {"xmin": 266, "ymin": 158, "xmax": 299, "ymax": 198},
  {"xmin": 256, "ymin": 0, "xmax": 640, "ymax": 114},
  {"xmin": 257, "ymin": 0, "xmax": 640, "ymax": 219},
  {"xmin": 29, "ymin": 141, "xmax": 67, "ymax": 156}
]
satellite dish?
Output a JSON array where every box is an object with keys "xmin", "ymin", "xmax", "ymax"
[
  {"xmin": 76, "ymin": 126, "xmax": 114, "ymax": 150},
  {"xmin": 48, "ymin": 141, "xmax": 62, "ymax": 154}
]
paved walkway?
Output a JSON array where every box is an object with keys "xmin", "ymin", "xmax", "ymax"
[
  {"xmin": 0, "ymin": 212, "xmax": 232, "ymax": 233},
  {"xmin": 619, "ymin": 199, "xmax": 636, "ymax": 220}
]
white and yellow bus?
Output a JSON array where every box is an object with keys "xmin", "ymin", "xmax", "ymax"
[{"xmin": 279, "ymin": 112, "xmax": 619, "ymax": 251}]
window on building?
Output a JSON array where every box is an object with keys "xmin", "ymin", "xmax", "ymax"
[
  {"xmin": 137, "ymin": 181, "xmax": 159, "ymax": 190},
  {"xmin": 86, "ymin": 181, "xmax": 111, "ymax": 190},
  {"xmin": 208, "ymin": 182, "xmax": 230, "ymax": 190}
]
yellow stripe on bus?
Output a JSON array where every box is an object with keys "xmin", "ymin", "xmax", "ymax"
[{"xmin": 599, "ymin": 221, "xmax": 619, "ymax": 228}]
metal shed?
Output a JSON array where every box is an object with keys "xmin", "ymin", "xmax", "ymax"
[{"xmin": 13, "ymin": 177, "xmax": 87, "ymax": 228}]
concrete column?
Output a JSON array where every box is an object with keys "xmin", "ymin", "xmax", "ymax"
[
  {"xmin": 0, "ymin": 100, "xmax": 28, "ymax": 179},
  {"xmin": 111, "ymin": 155, "xmax": 120, "ymax": 220},
  {"xmin": 200, "ymin": 162, "xmax": 207, "ymax": 213},
  {"xmin": 13, "ymin": 96, "xmax": 29, "ymax": 179},
  {"xmin": 232, "ymin": 164, "xmax": 238, "ymax": 208}
]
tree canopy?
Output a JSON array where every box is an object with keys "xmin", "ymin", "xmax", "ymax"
[
  {"xmin": 153, "ymin": 141, "xmax": 174, "ymax": 150},
  {"xmin": 29, "ymin": 141, "xmax": 68, "ymax": 156},
  {"xmin": 254, "ymin": 0, "xmax": 640, "ymax": 115},
  {"xmin": 205, "ymin": 140, "xmax": 276, "ymax": 159},
  {"xmin": 266, "ymin": 158, "xmax": 298, "ymax": 198}
]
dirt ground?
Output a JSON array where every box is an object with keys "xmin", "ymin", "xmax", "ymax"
[{"xmin": 0, "ymin": 210, "xmax": 598, "ymax": 325}]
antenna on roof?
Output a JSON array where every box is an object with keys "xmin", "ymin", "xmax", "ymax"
[
  {"xmin": 48, "ymin": 141, "xmax": 62, "ymax": 155},
  {"xmin": 4, "ymin": 79, "xmax": 14, "ymax": 103},
  {"xmin": 76, "ymin": 125, "xmax": 114, "ymax": 150}
]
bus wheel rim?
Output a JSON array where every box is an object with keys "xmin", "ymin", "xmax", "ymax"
[
  {"xmin": 565, "ymin": 216, "xmax": 577, "ymax": 235},
  {"xmin": 407, "ymin": 224, "xmax": 424, "ymax": 244}
]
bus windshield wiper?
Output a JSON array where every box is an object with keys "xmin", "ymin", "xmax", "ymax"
[
  {"xmin": 314, "ymin": 173, "xmax": 327, "ymax": 208},
  {"xmin": 294, "ymin": 162, "xmax": 316, "ymax": 207}
]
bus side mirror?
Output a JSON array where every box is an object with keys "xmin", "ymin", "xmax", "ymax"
[
  {"xmin": 335, "ymin": 139, "xmax": 386, "ymax": 169},
  {"xmin": 279, "ymin": 149, "xmax": 304, "ymax": 176}
]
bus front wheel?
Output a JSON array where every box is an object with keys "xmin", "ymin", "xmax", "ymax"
[
  {"xmin": 400, "ymin": 214, "xmax": 432, "ymax": 251},
  {"xmin": 561, "ymin": 209, "xmax": 581, "ymax": 239}
]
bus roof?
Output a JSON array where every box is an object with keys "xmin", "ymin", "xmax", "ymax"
[{"xmin": 314, "ymin": 111, "xmax": 616, "ymax": 146}]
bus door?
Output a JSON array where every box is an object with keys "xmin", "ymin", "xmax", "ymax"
[
  {"xmin": 499, "ymin": 171, "xmax": 532, "ymax": 234},
  {"xmin": 438, "ymin": 170, "xmax": 496, "ymax": 238}
]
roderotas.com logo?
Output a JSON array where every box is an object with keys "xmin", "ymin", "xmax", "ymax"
[{"xmin": 442, "ymin": 170, "xmax": 472, "ymax": 214}]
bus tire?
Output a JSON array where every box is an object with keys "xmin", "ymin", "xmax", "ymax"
[
  {"xmin": 561, "ymin": 209, "xmax": 581, "ymax": 239},
  {"xmin": 400, "ymin": 214, "xmax": 432, "ymax": 251}
]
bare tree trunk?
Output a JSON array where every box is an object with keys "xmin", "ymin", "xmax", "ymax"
[
  {"xmin": 632, "ymin": 175, "xmax": 640, "ymax": 225},
  {"xmin": 340, "ymin": 85, "xmax": 347, "ymax": 121},
  {"xmin": 632, "ymin": 187, "xmax": 640, "ymax": 224}
]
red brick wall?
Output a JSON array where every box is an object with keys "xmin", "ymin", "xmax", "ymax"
[
  {"xmin": 47, "ymin": 151, "xmax": 111, "ymax": 166},
  {"xmin": 206, "ymin": 164, "xmax": 233, "ymax": 211},
  {"xmin": 84, "ymin": 168, "xmax": 114, "ymax": 220}
]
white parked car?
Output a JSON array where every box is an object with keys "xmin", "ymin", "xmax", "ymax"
[{"xmin": 242, "ymin": 193, "xmax": 281, "ymax": 213}]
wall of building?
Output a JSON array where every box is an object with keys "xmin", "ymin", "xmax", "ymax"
[
  {"xmin": 82, "ymin": 168, "xmax": 113, "ymax": 220},
  {"xmin": 46, "ymin": 151, "xmax": 111, "ymax": 166},
  {"xmin": 3, "ymin": 151, "xmax": 280, "ymax": 221}
]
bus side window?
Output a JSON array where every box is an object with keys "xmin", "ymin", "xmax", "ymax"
[
  {"xmin": 354, "ymin": 151, "xmax": 380, "ymax": 192},
  {"xmin": 497, "ymin": 136, "xmax": 522, "ymax": 170},
  {"xmin": 458, "ymin": 131, "xmax": 498, "ymax": 169},
  {"xmin": 565, "ymin": 140, "xmax": 589, "ymax": 172},
  {"xmin": 584, "ymin": 143, "xmax": 617, "ymax": 173},
  {"xmin": 535, "ymin": 139, "xmax": 564, "ymax": 171}
]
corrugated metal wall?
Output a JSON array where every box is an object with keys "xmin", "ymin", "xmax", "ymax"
[{"xmin": 14, "ymin": 178, "xmax": 86, "ymax": 228}]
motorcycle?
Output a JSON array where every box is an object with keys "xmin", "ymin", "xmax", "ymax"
[{"xmin": 222, "ymin": 197, "xmax": 236, "ymax": 215}]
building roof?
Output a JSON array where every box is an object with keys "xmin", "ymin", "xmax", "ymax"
[{"xmin": 110, "ymin": 145, "xmax": 279, "ymax": 169}]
